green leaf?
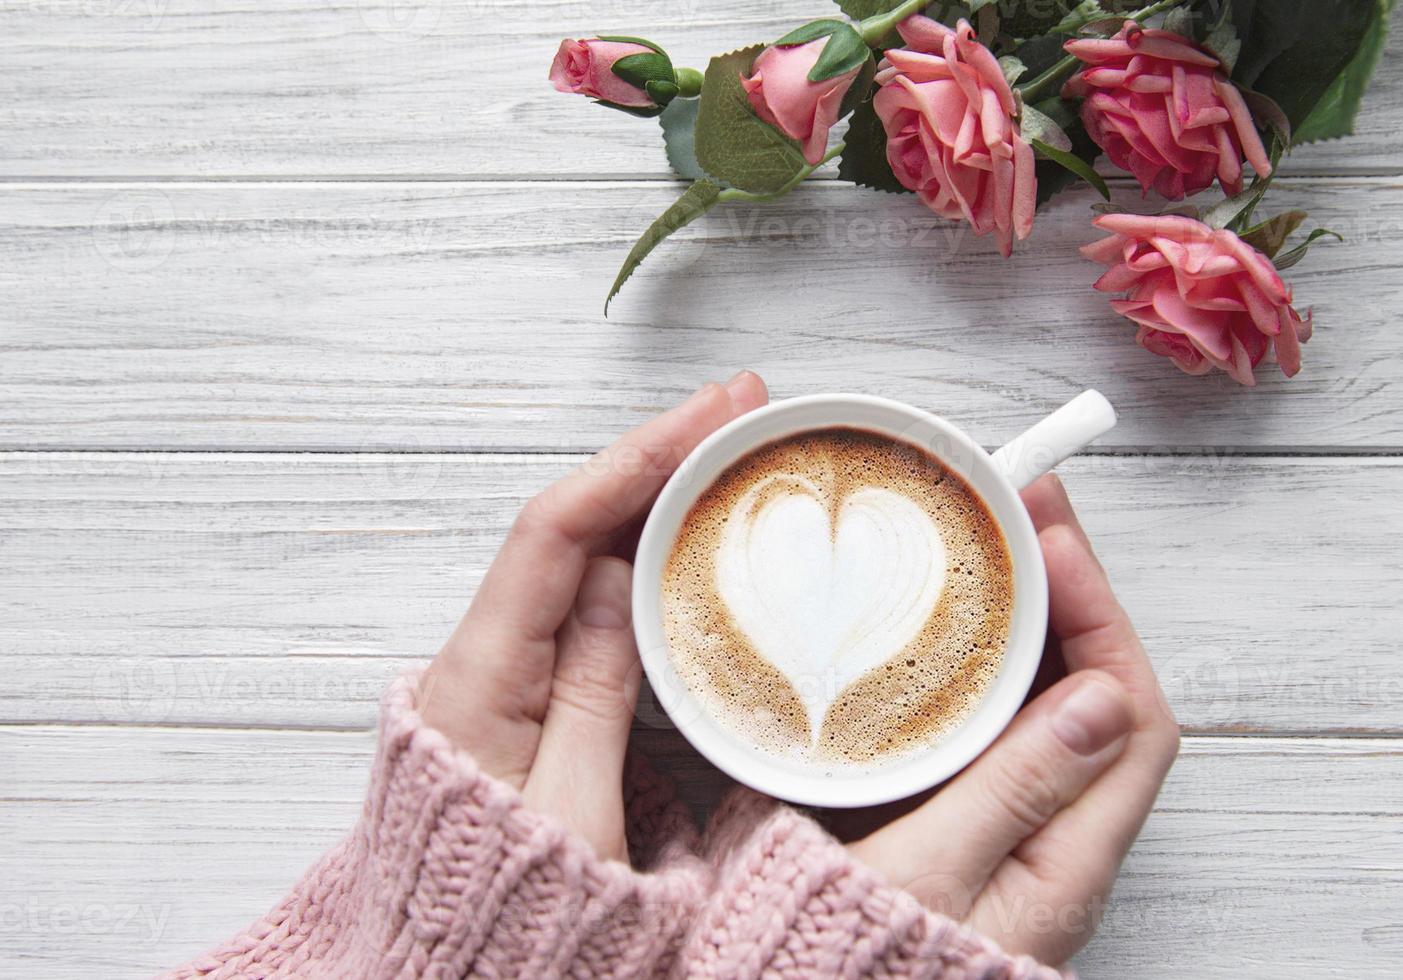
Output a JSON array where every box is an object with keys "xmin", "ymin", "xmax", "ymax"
[
  {"xmin": 773, "ymin": 20, "xmax": 869, "ymax": 83},
  {"xmin": 1210, "ymin": 132, "xmax": 1286, "ymax": 231},
  {"xmin": 810, "ymin": 25, "xmax": 871, "ymax": 82},
  {"xmin": 836, "ymin": 96, "xmax": 911, "ymax": 194},
  {"xmin": 1003, "ymin": 0, "xmax": 1080, "ymax": 39},
  {"xmin": 1030, "ymin": 137, "xmax": 1109, "ymax": 200},
  {"xmin": 1025, "ymin": 95, "xmax": 1103, "ymax": 205},
  {"xmin": 1239, "ymin": 209, "xmax": 1307, "ymax": 258},
  {"xmin": 1094, "ymin": 201, "xmax": 1201, "ymax": 220},
  {"xmin": 1202, "ymin": 2, "xmax": 1242, "ymax": 74},
  {"xmin": 975, "ymin": 1, "xmax": 1000, "ymax": 40},
  {"xmin": 693, "ymin": 46, "xmax": 813, "ymax": 196},
  {"xmin": 1294, "ymin": 0, "xmax": 1396, "ymax": 143},
  {"xmin": 839, "ymin": 53, "xmax": 877, "ymax": 119},
  {"xmin": 1273, "ymin": 228, "xmax": 1343, "ymax": 271},
  {"xmin": 999, "ymin": 55, "xmax": 1028, "ymax": 87},
  {"xmin": 1035, "ymin": 136, "xmax": 1099, "ymax": 205},
  {"xmin": 1010, "ymin": 32, "xmax": 1075, "ymax": 79},
  {"xmin": 592, "ymin": 99, "xmax": 665, "ymax": 118},
  {"xmin": 1051, "ymin": 0, "xmax": 1110, "ymax": 35},
  {"xmin": 1078, "ymin": 17, "xmax": 1127, "ymax": 36},
  {"xmin": 693, "ymin": 47, "xmax": 809, "ymax": 194},
  {"xmin": 605, "ymin": 179, "xmax": 722, "ymax": 315},
  {"xmin": 1237, "ymin": 85, "xmax": 1292, "ymax": 145},
  {"xmin": 594, "ymin": 35, "xmax": 667, "ymax": 55},
  {"xmin": 775, "ymin": 19, "xmax": 849, "ymax": 46},
  {"xmin": 833, "ymin": 0, "xmax": 907, "ymax": 19},
  {"xmin": 1020, "ymin": 103, "xmax": 1072, "ymax": 152},
  {"xmin": 659, "ymin": 97, "xmax": 708, "ymax": 181},
  {"xmin": 1200, "ymin": 181, "xmax": 1270, "ymax": 230},
  {"xmin": 1028, "ymin": 92, "xmax": 1080, "ymax": 131},
  {"xmin": 1231, "ymin": 0, "xmax": 1382, "ymax": 132},
  {"xmin": 1162, "ymin": 7, "xmax": 1195, "ymax": 37}
]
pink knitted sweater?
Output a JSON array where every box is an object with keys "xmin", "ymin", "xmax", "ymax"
[{"xmin": 164, "ymin": 673, "xmax": 1062, "ymax": 979}]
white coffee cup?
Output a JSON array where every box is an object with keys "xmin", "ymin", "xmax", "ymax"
[{"xmin": 632, "ymin": 391, "xmax": 1117, "ymax": 807}]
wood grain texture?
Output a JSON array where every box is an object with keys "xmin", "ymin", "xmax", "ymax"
[
  {"xmin": 4, "ymin": 450, "xmax": 1401, "ymax": 733},
  {"xmin": 5, "ymin": 4, "xmax": 1402, "ymax": 976},
  {"xmin": 3, "ymin": 178, "xmax": 1401, "ymax": 452},
  {"xmin": 2, "ymin": 725, "xmax": 1399, "ymax": 979},
  {"xmin": 0, "ymin": 0, "xmax": 1398, "ymax": 178}
]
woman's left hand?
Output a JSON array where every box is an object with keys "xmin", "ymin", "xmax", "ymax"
[
  {"xmin": 845, "ymin": 475, "xmax": 1180, "ymax": 965},
  {"xmin": 419, "ymin": 372, "xmax": 769, "ymax": 862}
]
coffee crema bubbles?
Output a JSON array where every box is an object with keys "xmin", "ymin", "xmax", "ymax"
[{"xmin": 661, "ymin": 427, "xmax": 1013, "ymax": 768}]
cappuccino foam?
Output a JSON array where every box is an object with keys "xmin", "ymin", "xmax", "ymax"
[{"xmin": 661, "ymin": 428, "xmax": 1012, "ymax": 768}]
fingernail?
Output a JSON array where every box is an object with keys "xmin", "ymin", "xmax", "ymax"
[
  {"xmin": 1051, "ymin": 677, "xmax": 1132, "ymax": 755},
  {"xmin": 724, "ymin": 370, "xmax": 753, "ymax": 393},
  {"xmin": 576, "ymin": 562, "xmax": 632, "ymax": 630},
  {"xmin": 685, "ymin": 381, "xmax": 722, "ymax": 405}
]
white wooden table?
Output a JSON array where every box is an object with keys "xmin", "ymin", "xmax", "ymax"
[{"xmin": 3, "ymin": 2, "xmax": 1402, "ymax": 976}]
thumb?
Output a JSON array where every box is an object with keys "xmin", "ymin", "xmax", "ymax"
[
  {"xmin": 849, "ymin": 671, "xmax": 1133, "ymax": 911},
  {"xmin": 522, "ymin": 557, "xmax": 640, "ymax": 862}
]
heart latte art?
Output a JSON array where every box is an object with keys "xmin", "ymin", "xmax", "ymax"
[
  {"xmin": 662, "ymin": 428, "xmax": 1012, "ymax": 767},
  {"xmin": 715, "ymin": 480, "xmax": 947, "ymax": 730}
]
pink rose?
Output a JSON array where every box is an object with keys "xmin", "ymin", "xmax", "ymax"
[
  {"xmin": 742, "ymin": 39, "xmax": 861, "ymax": 166},
  {"xmin": 874, "ymin": 17, "xmax": 1035, "ymax": 258},
  {"xmin": 550, "ymin": 38, "xmax": 658, "ymax": 109},
  {"xmin": 1082, "ymin": 213, "xmax": 1311, "ymax": 385},
  {"xmin": 1063, "ymin": 22, "xmax": 1272, "ymax": 200}
]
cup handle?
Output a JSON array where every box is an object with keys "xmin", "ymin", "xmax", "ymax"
[{"xmin": 991, "ymin": 390, "xmax": 1117, "ymax": 491}]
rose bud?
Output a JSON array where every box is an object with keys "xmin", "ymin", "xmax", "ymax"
[
  {"xmin": 1063, "ymin": 21, "xmax": 1272, "ymax": 200},
  {"xmin": 742, "ymin": 22, "xmax": 867, "ymax": 165},
  {"xmin": 874, "ymin": 16, "xmax": 1036, "ymax": 257},
  {"xmin": 549, "ymin": 37, "xmax": 682, "ymax": 116},
  {"xmin": 1082, "ymin": 213, "xmax": 1311, "ymax": 385}
]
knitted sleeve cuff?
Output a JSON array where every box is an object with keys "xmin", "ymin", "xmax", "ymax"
[
  {"xmin": 685, "ymin": 792, "xmax": 1067, "ymax": 980},
  {"xmin": 164, "ymin": 671, "xmax": 708, "ymax": 978},
  {"xmin": 351, "ymin": 671, "xmax": 711, "ymax": 976}
]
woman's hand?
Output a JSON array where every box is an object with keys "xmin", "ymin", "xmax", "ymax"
[
  {"xmin": 847, "ymin": 474, "xmax": 1181, "ymax": 966},
  {"xmin": 419, "ymin": 372, "xmax": 769, "ymax": 862}
]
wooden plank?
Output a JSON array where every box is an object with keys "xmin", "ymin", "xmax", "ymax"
[
  {"xmin": 3, "ymin": 178, "xmax": 1401, "ymax": 452},
  {"xmin": 1, "ymin": 725, "xmax": 1398, "ymax": 978},
  {"xmin": 3, "ymin": 451, "xmax": 1401, "ymax": 733},
  {"xmin": 1, "ymin": 1, "xmax": 1398, "ymax": 177}
]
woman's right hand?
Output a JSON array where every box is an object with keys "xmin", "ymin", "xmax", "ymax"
[
  {"xmin": 847, "ymin": 474, "xmax": 1181, "ymax": 966},
  {"xmin": 418, "ymin": 373, "xmax": 769, "ymax": 862}
]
